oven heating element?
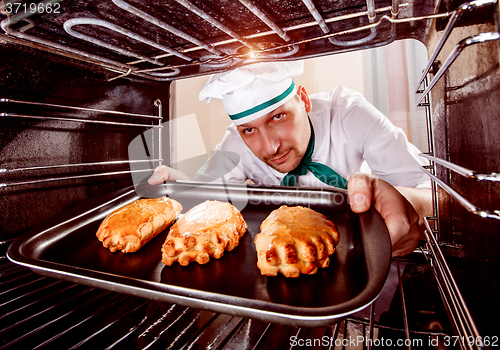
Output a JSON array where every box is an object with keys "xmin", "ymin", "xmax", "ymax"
[{"xmin": 1, "ymin": 0, "xmax": 450, "ymax": 81}]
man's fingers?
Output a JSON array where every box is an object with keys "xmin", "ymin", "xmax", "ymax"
[
  {"xmin": 383, "ymin": 211, "xmax": 412, "ymax": 246},
  {"xmin": 347, "ymin": 173, "xmax": 373, "ymax": 213},
  {"xmin": 377, "ymin": 191, "xmax": 420, "ymax": 256},
  {"xmin": 372, "ymin": 180, "xmax": 419, "ymax": 256},
  {"xmin": 148, "ymin": 166, "xmax": 169, "ymax": 185},
  {"xmin": 348, "ymin": 172, "xmax": 420, "ymax": 257},
  {"xmin": 148, "ymin": 165, "xmax": 191, "ymax": 184},
  {"xmin": 390, "ymin": 222, "xmax": 420, "ymax": 257}
]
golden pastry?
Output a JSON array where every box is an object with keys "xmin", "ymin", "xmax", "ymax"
[
  {"xmin": 162, "ymin": 200, "xmax": 247, "ymax": 266},
  {"xmin": 254, "ymin": 205, "xmax": 340, "ymax": 278},
  {"xmin": 96, "ymin": 197, "xmax": 182, "ymax": 253}
]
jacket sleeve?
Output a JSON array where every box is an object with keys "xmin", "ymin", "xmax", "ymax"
[
  {"xmin": 193, "ymin": 127, "xmax": 247, "ymax": 184},
  {"xmin": 337, "ymin": 88, "xmax": 431, "ymax": 188}
]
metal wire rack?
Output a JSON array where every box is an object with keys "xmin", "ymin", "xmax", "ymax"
[
  {"xmin": 0, "ymin": 247, "xmax": 456, "ymax": 350},
  {"xmin": 414, "ymin": 1, "xmax": 500, "ymax": 348},
  {"xmin": 0, "ymin": 97, "xmax": 163, "ymax": 189}
]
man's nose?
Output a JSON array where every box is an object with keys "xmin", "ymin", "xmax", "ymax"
[{"xmin": 261, "ymin": 129, "xmax": 280, "ymax": 155}]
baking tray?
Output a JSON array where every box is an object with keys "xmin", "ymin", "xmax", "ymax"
[{"xmin": 7, "ymin": 181, "xmax": 391, "ymax": 327}]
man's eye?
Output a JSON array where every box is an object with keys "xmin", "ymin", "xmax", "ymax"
[
  {"xmin": 244, "ymin": 128, "xmax": 255, "ymax": 134},
  {"xmin": 273, "ymin": 114, "xmax": 284, "ymax": 121}
]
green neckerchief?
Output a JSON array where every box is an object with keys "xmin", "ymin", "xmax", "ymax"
[{"xmin": 280, "ymin": 119, "xmax": 348, "ymax": 189}]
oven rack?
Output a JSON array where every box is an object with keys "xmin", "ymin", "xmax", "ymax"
[
  {"xmin": 415, "ymin": 0, "xmax": 500, "ymax": 220},
  {"xmin": 422, "ymin": 218, "xmax": 484, "ymax": 350},
  {"xmin": 415, "ymin": 0, "xmax": 500, "ymax": 105},
  {"xmin": 417, "ymin": 118, "xmax": 489, "ymax": 349},
  {"xmin": 420, "ymin": 156, "xmax": 500, "ymax": 220},
  {"xmin": 0, "ymin": 0, "xmax": 449, "ymax": 82},
  {"xmin": 413, "ymin": 3, "xmax": 499, "ymax": 348},
  {"xmin": 0, "ymin": 240, "xmax": 455, "ymax": 350},
  {"xmin": 414, "ymin": 0, "xmax": 499, "ymax": 96},
  {"xmin": 0, "ymin": 98, "xmax": 164, "ymax": 190},
  {"xmin": 415, "ymin": 31, "xmax": 499, "ymax": 106},
  {"xmin": 412, "ymin": 79, "xmax": 477, "ymax": 350}
]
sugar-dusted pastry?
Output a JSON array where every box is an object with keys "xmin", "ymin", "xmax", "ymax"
[
  {"xmin": 162, "ymin": 200, "xmax": 247, "ymax": 266},
  {"xmin": 254, "ymin": 205, "xmax": 340, "ymax": 278},
  {"xmin": 96, "ymin": 197, "xmax": 182, "ymax": 253}
]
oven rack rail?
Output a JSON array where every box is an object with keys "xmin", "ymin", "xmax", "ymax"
[
  {"xmin": 415, "ymin": 109, "xmax": 494, "ymax": 348},
  {"xmin": 411, "ymin": 80, "xmax": 477, "ymax": 350},
  {"xmin": 0, "ymin": 0, "xmax": 449, "ymax": 82},
  {"xmin": 415, "ymin": 0, "xmax": 500, "ymax": 106},
  {"xmin": 0, "ymin": 98, "xmax": 164, "ymax": 190},
  {"xmin": 415, "ymin": 0, "xmax": 500, "ymax": 221},
  {"xmin": 422, "ymin": 218, "xmax": 484, "ymax": 350},
  {"xmin": 0, "ymin": 251, "xmax": 451, "ymax": 350},
  {"xmin": 420, "ymin": 155, "xmax": 500, "ymax": 220},
  {"xmin": 413, "ymin": 3, "xmax": 498, "ymax": 348}
]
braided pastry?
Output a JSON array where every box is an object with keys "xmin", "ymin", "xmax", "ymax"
[
  {"xmin": 162, "ymin": 200, "xmax": 247, "ymax": 266},
  {"xmin": 254, "ymin": 205, "xmax": 340, "ymax": 278}
]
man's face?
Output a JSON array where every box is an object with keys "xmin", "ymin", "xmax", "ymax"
[{"xmin": 236, "ymin": 86, "xmax": 312, "ymax": 174}]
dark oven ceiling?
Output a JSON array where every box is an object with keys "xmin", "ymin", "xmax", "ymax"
[{"xmin": 1, "ymin": 0, "xmax": 449, "ymax": 81}]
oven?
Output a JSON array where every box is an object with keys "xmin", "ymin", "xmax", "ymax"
[{"xmin": 1, "ymin": 0, "xmax": 499, "ymax": 349}]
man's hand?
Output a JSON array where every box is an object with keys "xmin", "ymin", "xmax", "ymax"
[
  {"xmin": 347, "ymin": 173, "xmax": 428, "ymax": 257},
  {"xmin": 148, "ymin": 165, "xmax": 191, "ymax": 185}
]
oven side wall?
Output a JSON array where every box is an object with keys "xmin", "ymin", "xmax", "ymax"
[
  {"xmin": 425, "ymin": 12, "xmax": 500, "ymax": 335},
  {"xmin": 0, "ymin": 43, "xmax": 171, "ymax": 240}
]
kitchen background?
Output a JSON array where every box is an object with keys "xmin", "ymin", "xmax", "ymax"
[{"xmin": 168, "ymin": 39, "xmax": 429, "ymax": 179}]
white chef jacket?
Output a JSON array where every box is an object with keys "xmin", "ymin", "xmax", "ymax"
[{"xmin": 194, "ymin": 86, "xmax": 431, "ymax": 189}]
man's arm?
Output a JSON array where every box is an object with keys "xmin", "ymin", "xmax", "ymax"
[
  {"xmin": 148, "ymin": 148, "xmax": 246, "ymax": 185},
  {"xmin": 348, "ymin": 173, "xmax": 433, "ymax": 257},
  {"xmin": 395, "ymin": 186, "xmax": 433, "ymax": 226}
]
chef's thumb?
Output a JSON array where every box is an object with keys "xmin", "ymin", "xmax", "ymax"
[
  {"xmin": 347, "ymin": 173, "xmax": 373, "ymax": 213},
  {"xmin": 148, "ymin": 166, "xmax": 169, "ymax": 185}
]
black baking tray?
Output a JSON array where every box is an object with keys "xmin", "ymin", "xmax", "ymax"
[{"xmin": 7, "ymin": 181, "xmax": 391, "ymax": 327}]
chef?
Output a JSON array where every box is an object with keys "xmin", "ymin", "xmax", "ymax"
[{"xmin": 148, "ymin": 60, "xmax": 432, "ymax": 257}]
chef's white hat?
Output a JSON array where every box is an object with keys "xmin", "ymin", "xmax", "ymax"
[{"xmin": 199, "ymin": 60, "xmax": 304, "ymax": 125}]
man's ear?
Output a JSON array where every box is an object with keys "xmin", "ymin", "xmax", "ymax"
[{"xmin": 297, "ymin": 85, "xmax": 312, "ymax": 113}]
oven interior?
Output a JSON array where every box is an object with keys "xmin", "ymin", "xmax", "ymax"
[{"xmin": 1, "ymin": 0, "xmax": 500, "ymax": 349}]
